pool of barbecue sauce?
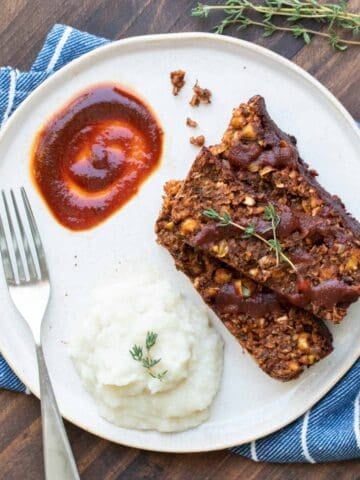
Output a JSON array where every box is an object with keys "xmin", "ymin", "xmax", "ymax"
[{"xmin": 31, "ymin": 84, "xmax": 163, "ymax": 231}]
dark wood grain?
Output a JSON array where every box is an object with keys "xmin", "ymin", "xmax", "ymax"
[{"xmin": 0, "ymin": 1, "xmax": 359, "ymax": 479}]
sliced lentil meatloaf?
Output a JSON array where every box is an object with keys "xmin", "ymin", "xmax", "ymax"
[
  {"xmin": 170, "ymin": 96, "xmax": 360, "ymax": 323},
  {"xmin": 156, "ymin": 181, "xmax": 333, "ymax": 381}
]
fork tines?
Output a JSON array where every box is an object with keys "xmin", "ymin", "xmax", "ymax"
[{"xmin": 0, "ymin": 188, "xmax": 48, "ymax": 285}]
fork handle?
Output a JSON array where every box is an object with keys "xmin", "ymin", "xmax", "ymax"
[{"xmin": 36, "ymin": 345, "xmax": 80, "ymax": 480}]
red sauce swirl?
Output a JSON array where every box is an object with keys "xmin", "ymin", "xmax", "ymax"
[{"xmin": 31, "ymin": 84, "xmax": 163, "ymax": 230}]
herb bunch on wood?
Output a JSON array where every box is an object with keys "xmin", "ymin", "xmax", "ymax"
[{"xmin": 192, "ymin": 0, "xmax": 360, "ymax": 51}]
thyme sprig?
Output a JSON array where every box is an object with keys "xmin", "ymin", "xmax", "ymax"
[
  {"xmin": 263, "ymin": 203, "xmax": 281, "ymax": 265},
  {"xmin": 203, "ymin": 204, "xmax": 298, "ymax": 273},
  {"xmin": 130, "ymin": 331, "xmax": 168, "ymax": 381},
  {"xmin": 192, "ymin": 0, "xmax": 360, "ymax": 51}
]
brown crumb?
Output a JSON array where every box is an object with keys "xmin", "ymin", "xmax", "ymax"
[
  {"xmin": 190, "ymin": 81, "xmax": 212, "ymax": 107},
  {"xmin": 170, "ymin": 69, "xmax": 186, "ymax": 96},
  {"xmin": 190, "ymin": 135, "xmax": 205, "ymax": 147},
  {"xmin": 186, "ymin": 117, "xmax": 198, "ymax": 128}
]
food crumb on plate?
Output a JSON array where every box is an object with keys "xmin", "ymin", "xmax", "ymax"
[
  {"xmin": 186, "ymin": 117, "xmax": 198, "ymax": 128},
  {"xmin": 190, "ymin": 135, "xmax": 205, "ymax": 147},
  {"xmin": 189, "ymin": 81, "xmax": 212, "ymax": 107},
  {"xmin": 170, "ymin": 69, "xmax": 186, "ymax": 96}
]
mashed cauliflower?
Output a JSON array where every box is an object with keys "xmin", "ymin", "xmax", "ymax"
[{"xmin": 70, "ymin": 267, "xmax": 223, "ymax": 432}]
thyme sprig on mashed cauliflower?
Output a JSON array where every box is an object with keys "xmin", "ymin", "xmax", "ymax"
[{"xmin": 130, "ymin": 331, "xmax": 168, "ymax": 381}]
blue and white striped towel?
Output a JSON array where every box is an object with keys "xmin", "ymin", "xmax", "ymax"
[{"xmin": 0, "ymin": 24, "xmax": 359, "ymax": 463}]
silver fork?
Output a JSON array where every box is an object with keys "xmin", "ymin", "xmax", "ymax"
[{"xmin": 0, "ymin": 188, "xmax": 80, "ymax": 480}]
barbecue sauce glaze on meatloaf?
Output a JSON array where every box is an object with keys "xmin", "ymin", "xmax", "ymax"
[{"xmin": 170, "ymin": 96, "xmax": 360, "ymax": 323}]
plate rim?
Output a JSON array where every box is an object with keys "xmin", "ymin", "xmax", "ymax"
[{"xmin": 0, "ymin": 31, "xmax": 359, "ymax": 453}]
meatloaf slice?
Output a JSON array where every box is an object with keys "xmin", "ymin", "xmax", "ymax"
[
  {"xmin": 170, "ymin": 96, "xmax": 360, "ymax": 322},
  {"xmin": 156, "ymin": 180, "xmax": 333, "ymax": 381}
]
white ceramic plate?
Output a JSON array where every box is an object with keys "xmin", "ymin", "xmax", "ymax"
[{"xmin": 0, "ymin": 33, "xmax": 359, "ymax": 453}]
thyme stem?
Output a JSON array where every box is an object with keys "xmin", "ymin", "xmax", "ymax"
[
  {"xmin": 194, "ymin": 3, "xmax": 358, "ymax": 20},
  {"xmin": 203, "ymin": 206, "xmax": 298, "ymax": 273},
  {"xmin": 192, "ymin": 1, "xmax": 360, "ymax": 51},
  {"xmin": 130, "ymin": 331, "xmax": 168, "ymax": 381},
  {"xmin": 234, "ymin": 18, "xmax": 360, "ymax": 46}
]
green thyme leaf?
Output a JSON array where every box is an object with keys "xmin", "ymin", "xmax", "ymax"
[
  {"xmin": 242, "ymin": 224, "xmax": 256, "ymax": 239},
  {"xmin": 129, "ymin": 345, "xmax": 143, "ymax": 362},
  {"xmin": 268, "ymin": 238, "xmax": 283, "ymax": 253},
  {"xmin": 145, "ymin": 331, "xmax": 158, "ymax": 350},
  {"xmin": 218, "ymin": 211, "xmax": 232, "ymax": 226},
  {"xmin": 130, "ymin": 332, "xmax": 167, "ymax": 381},
  {"xmin": 203, "ymin": 209, "xmax": 232, "ymax": 227},
  {"xmin": 203, "ymin": 208, "xmax": 221, "ymax": 220}
]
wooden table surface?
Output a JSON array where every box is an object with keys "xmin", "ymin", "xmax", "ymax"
[{"xmin": 0, "ymin": 1, "xmax": 359, "ymax": 479}]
